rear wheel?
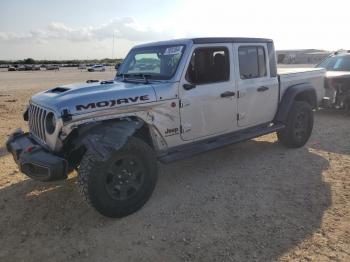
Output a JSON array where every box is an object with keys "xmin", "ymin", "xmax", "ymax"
[
  {"xmin": 277, "ymin": 101, "xmax": 314, "ymax": 148},
  {"xmin": 78, "ymin": 137, "xmax": 158, "ymax": 218}
]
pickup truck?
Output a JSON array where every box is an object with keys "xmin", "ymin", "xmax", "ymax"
[
  {"xmin": 315, "ymin": 51, "xmax": 350, "ymax": 111},
  {"xmin": 6, "ymin": 37, "xmax": 326, "ymax": 218}
]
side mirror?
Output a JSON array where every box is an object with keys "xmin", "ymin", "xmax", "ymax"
[{"xmin": 115, "ymin": 63, "xmax": 121, "ymax": 70}]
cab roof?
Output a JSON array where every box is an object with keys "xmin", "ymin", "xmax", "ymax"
[
  {"xmin": 191, "ymin": 37, "xmax": 273, "ymax": 44},
  {"xmin": 134, "ymin": 37, "xmax": 273, "ymax": 48}
]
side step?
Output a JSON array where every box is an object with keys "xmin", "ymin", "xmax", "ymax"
[{"xmin": 158, "ymin": 123, "xmax": 285, "ymax": 163}]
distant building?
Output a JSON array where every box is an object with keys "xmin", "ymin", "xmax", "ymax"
[{"xmin": 276, "ymin": 49, "xmax": 332, "ymax": 64}]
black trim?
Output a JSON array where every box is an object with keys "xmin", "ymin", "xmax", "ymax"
[
  {"xmin": 274, "ymin": 83, "xmax": 317, "ymax": 123},
  {"xmin": 6, "ymin": 130, "xmax": 68, "ymax": 182},
  {"xmin": 192, "ymin": 37, "xmax": 273, "ymax": 44},
  {"xmin": 267, "ymin": 42, "xmax": 277, "ymax": 77},
  {"xmin": 158, "ymin": 123, "xmax": 285, "ymax": 163},
  {"xmin": 61, "ymin": 109, "xmax": 72, "ymax": 122},
  {"xmin": 277, "ymin": 75, "xmax": 281, "ymax": 105}
]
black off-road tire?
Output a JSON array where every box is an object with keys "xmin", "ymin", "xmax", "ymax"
[
  {"xmin": 78, "ymin": 137, "xmax": 158, "ymax": 218},
  {"xmin": 277, "ymin": 101, "xmax": 314, "ymax": 148}
]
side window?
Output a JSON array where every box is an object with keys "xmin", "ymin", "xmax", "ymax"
[
  {"xmin": 238, "ymin": 46, "xmax": 267, "ymax": 79},
  {"xmin": 186, "ymin": 47, "xmax": 229, "ymax": 84}
]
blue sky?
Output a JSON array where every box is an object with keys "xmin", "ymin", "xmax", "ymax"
[{"xmin": 0, "ymin": 0, "xmax": 349, "ymax": 59}]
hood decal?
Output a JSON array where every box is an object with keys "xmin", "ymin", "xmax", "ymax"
[
  {"xmin": 30, "ymin": 80, "xmax": 157, "ymax": 115},
  {"xmin": 76, "ymin": 95, "xmax": 150, "ymax": 111}
]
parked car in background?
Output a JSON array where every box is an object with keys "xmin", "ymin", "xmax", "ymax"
[
  {"xmin": 44, "ymin": 64, "xmax": 60, "ymax": 71},
  {"xmin": 16, "ymin": 65, "xmax": 26, "ymax": 71},
  {"xmin": 24, "ymin": 65, "xmax": 34, "ymax": 71},
  {"xmin": 88, "ymin": 64, "xmax": 106, "ymax": 72},
  {"xmin": 7, "ymin": 65, "xmax": 41, "ymax": 71},
  {"xmin": 33, "ymin": 65, "xmax": 41, "ymax": 71},
  {"xmin": 316, "ymin": 51, "xmax": 350, "ymax": 111},
  {"xmin": 78, "ymin": 64, "xmax": 86, "ymax": 70}
]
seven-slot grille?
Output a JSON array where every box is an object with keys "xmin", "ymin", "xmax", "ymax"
[{"xmin": 28, "ymin": 103, "xmax": 47, "ymax": 142}]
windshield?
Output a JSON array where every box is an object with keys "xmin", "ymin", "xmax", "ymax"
[
  {"xmin": 117, "ymin": 45, "xmax": 185, "ymax": 80},
  {"xmin": 317, "ymin": 55, "xmax": 350, "ymax": 71}
]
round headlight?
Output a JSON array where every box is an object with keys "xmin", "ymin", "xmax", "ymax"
[{"xmin": 45, "ymin": 112, "xmax": 56, "ymax": 134}]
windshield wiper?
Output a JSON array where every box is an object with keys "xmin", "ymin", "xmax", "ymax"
[
  {"xmin": 116, "ymin": 73, "xmax": 130, "ymax": 81},
  {"xmin": 117, "ymin": 73, "xmax": 153, "ymax": 83},
  {"xmin": 129, "ymin": 73, "xmax": 152, "ymax": 84}
]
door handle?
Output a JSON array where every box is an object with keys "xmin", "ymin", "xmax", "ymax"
[
  {"xmin": 257, "ymin": 86, "xmax": 269, "ymax": 92},
  {"xmin": 183, "ymin": 83, "xmax": 196, "ymax": 90},
  {"xmin": 220, "ymin": 91, "xmax": 235, "ymax": 98}
]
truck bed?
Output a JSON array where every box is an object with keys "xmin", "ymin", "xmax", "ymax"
[{"xmin": 278, "ymin": 67, "xmax": 326, "ymax": 104}]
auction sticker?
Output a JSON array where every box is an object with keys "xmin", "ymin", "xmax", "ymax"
[{"xmin": 164, "ymin": 46, "xmax": 183, "ymax": 55}]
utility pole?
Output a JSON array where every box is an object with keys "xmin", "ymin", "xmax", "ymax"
[
  {"xmin": 112, "ymin": 31, "xmax": 116, "ymax": 59},
  {"xmin": 112, "ymin": 32, "xmax": 115, "ymax": 58}
]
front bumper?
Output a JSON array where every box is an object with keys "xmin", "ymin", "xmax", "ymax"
[{"xmin": 6, "ymin": 129, "xmax": 68, "ymax": 182}]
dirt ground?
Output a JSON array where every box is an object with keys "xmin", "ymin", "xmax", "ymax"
[{"xmin": 0, "ymin": 68, "xmax": 349, "ymax": 262}]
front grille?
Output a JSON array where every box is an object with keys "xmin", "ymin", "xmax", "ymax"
[{"xmin": 28, "ymin": 104, "xmax": 47, "ymax": 142}]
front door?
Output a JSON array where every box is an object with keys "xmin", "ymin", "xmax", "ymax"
[{"xmin": 179, "ymin": 44, "xmax": 237, "ymax": 141}]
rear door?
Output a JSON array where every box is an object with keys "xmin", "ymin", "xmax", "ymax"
[
  {"xmin": 179, "ymin": 44, "xmax": 237, "ymax": 141},
  {"xmin": 234, "ymin": 43, "xmax": 279, "ymax": 127}
]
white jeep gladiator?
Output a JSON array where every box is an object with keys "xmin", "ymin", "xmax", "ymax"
[{"xmin": 7, "ymin": 37, "xmax": 326, "ymax": 217}]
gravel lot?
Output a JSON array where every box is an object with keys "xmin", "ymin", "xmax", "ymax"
[{"xmin": 0, "ymin": 68, "xmax": 349, "ymax": 261}]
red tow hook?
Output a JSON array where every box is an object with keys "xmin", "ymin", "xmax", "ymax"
[{"xmin": 25, "ymin": 146, "xmax": 35, "ymax": 153}]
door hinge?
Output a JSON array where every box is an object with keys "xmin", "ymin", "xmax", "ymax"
[
  {"xmin": 180, "ymin": 124, "xmax": 192, "ymax": 133},
  {"xmin": 179, "ymin": 99, "xmax": 190, "ymax": 108},
  {"xmin": 237, "ymin": 113, "xmax": 246, "ymax": 120},
  {"xmin": 237, "ymin": 90, "xmax": 246, "ymax": 98},
  {"xmin": 179, "ymin": 100, "xmax": 183, "ymax": 108}
]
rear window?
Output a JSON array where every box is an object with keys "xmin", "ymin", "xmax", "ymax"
[{"xmin": 238, "ymin": 46, "xmax": 267, "ymax": 79}]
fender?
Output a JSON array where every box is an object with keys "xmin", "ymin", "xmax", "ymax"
[
  {"xmin": 66, "ymin": 118, "xmax": 144, "ymax": 162},
  {"xmin": 274, "ymin": 83, "xmax": 317, "ymax": 123}
]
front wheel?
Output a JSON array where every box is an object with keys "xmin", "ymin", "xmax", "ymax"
[
  {"xmin": 277, "ymin": 101, "xmax": 314, "ymax": 148},
  {"xmin": 78, "ymin": 137, "xmax": 158, "ymax": 218}
]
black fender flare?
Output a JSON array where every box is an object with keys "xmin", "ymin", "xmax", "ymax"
[
  {"xmin": 65, "ymin": 118, "xmax": 144, "ymax": 162},
  {"xmin": 274, "ymin": 83, "xmax": 317, "ymax": 123}
]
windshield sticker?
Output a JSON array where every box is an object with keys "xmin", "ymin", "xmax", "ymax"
[{"xmin": 164, "ymin": 46, "xmax": 183, "ymax": 56}]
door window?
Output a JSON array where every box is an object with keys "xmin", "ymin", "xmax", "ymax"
[
  {"xmin": 238, "ymin": 46, "xmax": 267, "ymax": 79},
  {"xmin": 186, "ymin": 47, "xmax": 229, "ymax": 84}
]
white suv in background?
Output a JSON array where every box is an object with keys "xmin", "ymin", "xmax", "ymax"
[{"xmin": 88, "ymin": 65, "xmax": 106, "ymax": 72}]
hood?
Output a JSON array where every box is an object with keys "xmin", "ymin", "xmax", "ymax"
[
  {"xmin": 31, "ymin": 80, "xmax": 157, "ymax": 116},
  {"xmin": 325, "ymin": 71, "xmax": 350, "ymax": 79},
  {"xmin": 325, "ymin": 71, "xmax": 350, "ymax": 90}
]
